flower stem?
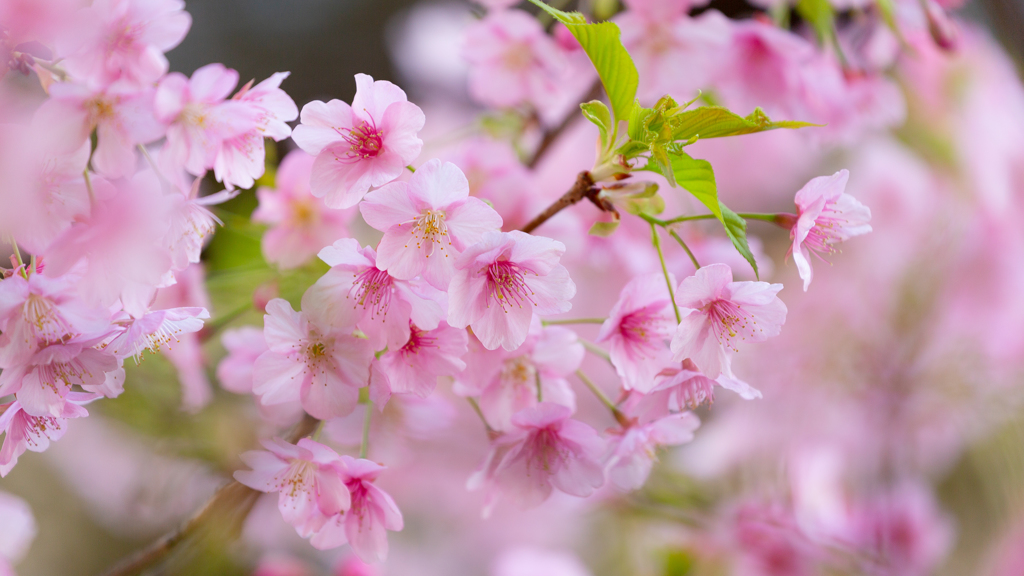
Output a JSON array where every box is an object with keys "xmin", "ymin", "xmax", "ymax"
[
  {"xmin": 83, "ymin": 168, "xmax": 96, "ymax": 206},
  {"xmin": 576, "ymin": 370, "xmax": 630, "ymax": 427},
  {"xmin": 650, "ymin": 223, "xmax": 681, "ymax": 323},
  {"xmin": 406, "ymin": 165, "xmax": 416, "ymax": 173},
  {"xmin": 579, "ymin": 339, "xmax": 612, "ymax": 364},
  {"xmin": 535, "ymin": 371, "xmax": 543, "ymax": 402},
  {"xmin": 667, "ymin": 229, "xmax": 701, "ymax": 270},
  {"xmin": 466, "ymin": 397, "xmax": 498, "ymax": 440},
  {"xmin": 542, "ymin": 317, "xmax": 607, "ymax": 326},
  {"xmin": 359, "ymin": 402, "xmax": 372, "ymax": 459}
]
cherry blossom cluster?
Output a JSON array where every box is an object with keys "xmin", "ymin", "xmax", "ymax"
[{"xmin": 0, "ymin": 0, "xmax": 297, "ymax": 477}]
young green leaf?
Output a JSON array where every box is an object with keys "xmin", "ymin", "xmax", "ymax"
[
  {"xmin": 589, "ymin": 220, "xmax": 621, "ymax": 237},
  {"xmin": 667, "ymin": 152, "xmax": 721, "ymax": 221},
  {"xmin": 670, "ymin": 106, "xmax": 819, "ymax": 141},
  {"xmin": 526, "ymin": 0, "xmax": 638, "ymax": 122},
  {"xmin": 720, "ymin": 205, "xmax": 759, "ymax": 278},
  {"xmin": 796, "ymin": 0, "xmax": 837, "ymax": 46},
  {"xmin": 581, "ymin": 100, "xmax": 613, "ymax": 150}
]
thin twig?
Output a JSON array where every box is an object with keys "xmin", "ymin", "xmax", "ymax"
[
  {"xmin": 520, "ymin": 171, "xmax": 596, "ymax": 234},
  {"xmin": 526, "ymin": 80, "xmax": 602, "ymax": 169},
  {"xmin": 101, "ymin": 414, "xmax": 319, "ymax": 576},
  {"xmin": 576, "ymin": 370, "xmax": 630, "ymax": 427}
]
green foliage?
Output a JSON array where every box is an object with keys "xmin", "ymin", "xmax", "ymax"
[
  {"xmin": 581, "ymin": 100, "xmax": 614, "ymax": 151},
  {"xmin": 669, "ymin": 106, "xmax": 820, "ymax": 141},
  {"xmin": 720, "ymin": 205, "xmax": 759, "ymax": 278},
  {"xmin": 589, "ymin": 220, "xmax": 621, "ymax": 237},
  {"xmin": 640, "ymin": 151, "xmax": 760, "ymax": 278},
  {"xmin": 527, "ymin": 0, "xmax": 638, "ymax": 122},
  {"xmin": 663, "ymin": 550, "xmax": 696, "ymax": 576}
]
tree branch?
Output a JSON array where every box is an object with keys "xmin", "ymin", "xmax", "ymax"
[
  {"xmin": 100, "ymin": 414, "xmax": 320, "ymax": 576},
  {"xmin": 526, "ymin": 80, "xmax": 603, "ymax": 169}
]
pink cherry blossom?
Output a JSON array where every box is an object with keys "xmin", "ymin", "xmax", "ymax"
[
  {"xmin": 462, "ymin": 10, "xmax": 567, "ymax": 110},
  {"xmin": 0, "ymin": 126, "xmax": 91, "ymax": 254},
  {"xmin": 42, "ymin": 170, "xmax": 174, "ymax": 316},
  {"xmin": 309, "ymin": 456, "xmax": 403, "ymax": 563},
  {"xmin": 291, "ymin": 74, "xmax": 425, "ymax": 209},
  {"xmin": 468, "ymin": 402, "xmax": 605, "ymax": 515},
  {"xmin": 252, "ymin": 296, "xmax": 373, "ymax": 420},
  {"xmin": 234, "ymin": 437, "xmax": 352, "ymax": 538},
  {"xmin": 0, "ymin": 270, "xmax": 108, "ymax": 364},
  {"xmin": 605, "ymin": 412, "xmax": 700, "ymax": 491},
  {"xmin": 217, "ymin": 326, "xmax": 268, "ymax": 395},
  {"xmin": 0, "ymin": 491, "xmax": 35, "ymax": 574},
  {"xmin": 360, "ymin": 159, "xmax": 503, "ymax": 289},
  {"xmin": 626, "ymin": 358, "xmax": 761, "ymax": 420},
  {"xmin": 0, "ymin": 339, "xmax": 120, "ymax": 417},
  {"xmin": 214, "ymin": 72, "xmax": 299, "ymax": 190},
  {"xmin": 106, "ymin": 306, "xmax": 209, "ymax": 363},
  {"xmin": 596, "ymin": 272, "xmax": 676, "ymax": 393},
  {"xmin": 254, "ymin": 150, "xmax": 352, "ymax": 270},
  {"xmin": 155, "ymin": 63, "xmax": 259, "ymax": 178},
  {"xmin": 59, "ymin": 0, "xmax": 191, "ymax": 87},
  {"xmin": 162, "ymin": 181, "xmax": 231, "ymax": 272},
  {"xmin": 787, "ymin": 170, "xmax": 872, "ymax": 291},
  {"xmin": 304, "ymin": 238, "xmax": 445, "ymax": 351},
  {"xmin": 448, "ymin": 231, "xmax": 576, "ymax": 351},
  {"xmin": 374, "ymin": 322, "xmax": 468, "ymax": 399},
  {"xmin": 0, "ymin": 393, "xmax": 92, "ymax": 477},
  {"xmin": 455, "ymin": 321, "xmax": 582, "ymax": 432},
  {"xmin": 33, "ymin": 81, "xmax": 164, "ymax": 179},
  {"xmin": 670, "ymin": 263, "xmax": 786, "ymax": 378}
]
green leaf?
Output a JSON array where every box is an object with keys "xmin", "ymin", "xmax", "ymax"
[
  {"xmin": 667, "ymin": 152, "xmax": 721, "ymax": 221},
  {"xmin": 720, "ymin": 205, "xmax": 759, "ymax": 278},
  {"xmin": 624, "ymin": 194, "xmax": 665, "ymax": 216},
  {"xmin": 628, "ymin": 101, "xmax": 655, "ymax": 142},
  {"xmin": 526, "ymin": 0, "xmax": 638, "ymax": 122},
  {"xmin": 589, "ymin": 220, "xmax": 621, "ymax": 237},
  {"xmin": 669, "ymin": 106, "xmax": 819, "ymax": 142},
  {"xmin": 580, "ymin": 100, "xmax": 613, "ymax": 150}
]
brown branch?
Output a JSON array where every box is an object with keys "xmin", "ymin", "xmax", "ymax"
[
  {"xmin": 520, "ymin": 171, "xmax": 598, "ymax": 234},
  {"xmin": 526, "ymin": 80, "xmax": 603, "ymax": 169},
  {"xmin": 100, "ymin": 414, "xmax": 320, "ymax": 576}
]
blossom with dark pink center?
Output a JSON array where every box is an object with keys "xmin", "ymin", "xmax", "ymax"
[
  {"xmin": 468, "ymin": 402, "xmax": 605, "ymax": 515},
  {"xmin": 374, "ymin": 322, "xmax": 468, "ymax": 399},
  {"xmin": 234, "ymin": 437, "xmax": 352, "ymax": 538},
  {"xmin": 605, "ymin": 412, "xmax": 700, "ymax": 491},
  {"xmin": 0, "ymin": 338, "xmax": 121, "ymax": 417},
  {"xmin": 252, "ymin": 295, "xmax": 373, "ymax": 420},
  {"xmin": 303, "ymin": 238, "xmax": 445, "ymax": 351},
  {"xmin": 596, "ymin": 273, "xmax": 676, "ymax": 393},
  {"xmin": 310, "ymin": 457, "xmax": 404, "ymax": 563},
  {"xmin": 626, "ymin": 358, "xmax": 762, "ymax": 421},
  {"xmin": 291, "ymin": 74, "xmax": 425, "ymax": 209},
  {"xmin": 0, "ymin": 393, "xmax": 93, "ymax": 477},
  {"xmin": 670, "ymin": 263, "xmax": 786, "ymax": 379},
  {"xmin": 448, "ymin": 231, "xmax": 576, "ymax": 351},
  {"xmin": 787, "ymin": 170, "xmax": 872, "ymax": 291},
  {"xmin": 359, "ymin": 159, "xmax": 503, "ymax": 290}
]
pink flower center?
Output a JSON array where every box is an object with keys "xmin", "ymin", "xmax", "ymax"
[
  {"xmin": 106, "ymin": 19, "xmax": 142, "ymax": 57},
  {"xmin": 670, "ymin": 374, "xmax": 715, "ymax": 409},
  {"xmin": 705, "ymin": 299, "xmax": 761, "ymax": 353},
  {"xmin": 525, "ymin": 427, "xmax": 571, "ymax": 475},
  {"xmin": 336, "ymin": 119, "xmax": 384, "ymax": 163},
  {"xmin": 618, "ymin": 303, "xmax": 669, "ymax": 356},
  {"xmin": 403, "ymin": 209, "xmax": 451, "ymax": 257},
  {"xmin": 401, "ymin": 325, "xmax": 436, "ymax": 355},
  {"xmin": 280, "ymin": 459, "xmax": 316, "ymax": 499},
  {"xmin": 485, "ymin": 260, "xmax": 536, "ymax": 313},
  {"xmin": 348, "ymin": 267, "xmax": 393, "ymax": 320},
  {"xmin": 35, "ymin": 357, "xmax": 94, "ymax": 395},
  {"xmin": 500, "ymin": 356, "xmax": 537, "ymax": 389},
  {"xmin": 23, "ymin": 294, "xmax": 72, "ymax": 343},
  {"xmin": 502, "ymin": 42, "xmax": 535, "ymax": 71},
  {"xmin": 795, "ymin": 201, "xmax": 849, "ymax": 262},
  {"xmin": 23, "ymin": 413, "xmax": 64, "ymax": 447}
]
